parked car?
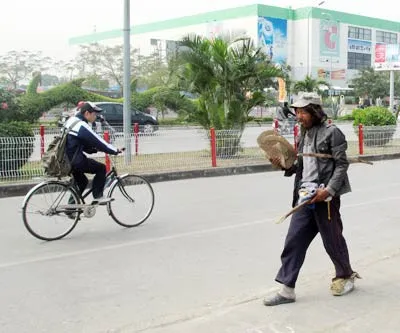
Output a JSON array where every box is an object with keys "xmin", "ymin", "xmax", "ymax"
[{"xmin": 58, "ymin": 102, "xmax": 159, "ymax": 134}]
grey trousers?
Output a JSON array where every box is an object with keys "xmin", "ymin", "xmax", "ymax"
[{"xmin": 275, "ymin": 197, "xmax": 353, "ymax": 288}]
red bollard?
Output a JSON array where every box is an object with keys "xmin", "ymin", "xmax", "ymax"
[
  {"xmin": 273, "ymin": 119, "xmax": 279, "ymax": 133},
  {"xmin": 210, "ymin": 127, "xmax": 217, "ymax": 167},
  {"xmin": 40, "ymin": 125, "xmax": 45, "ymax": 158},
  {"xmin": 134, "ymin": 122, "xmax": 139, "ymax": 156},
  {"xmin": 104, "ymin": 130, "xmax": 111, "ymax": 172},
  {"xmin": 358, "ymin": 124, "xmax": 364, "ymax": 155},
  {"xmin": 293, "ymin": 124, "xmax": 299, "ymax": 152}
]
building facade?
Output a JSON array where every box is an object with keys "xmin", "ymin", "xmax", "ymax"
[{"xmin": 69, "ymin": 4, "xmax": 400, "ymax": 88}]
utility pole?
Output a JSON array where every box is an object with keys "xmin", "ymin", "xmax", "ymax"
[{"xmin": 123, "ymin": 0, "xmax": 132, "ymax": 163}]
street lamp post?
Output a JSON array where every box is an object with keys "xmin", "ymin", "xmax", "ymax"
[
  {"xmin": 123, "ymin": 0, "xmax": 131, "ymax": 163},
  {"xmin": 307, "ymin": 1, "xmax": 325, "ymax": 77}
]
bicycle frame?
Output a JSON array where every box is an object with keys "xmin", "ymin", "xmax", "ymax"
[
  {"xmin": 77, "ymin": 167, "xmax": 118, "ymax": 203},
  {"xmin": 71, "ymin": 166, "xmax": 133, "ymax": 206},
  {"xmin": 31, "ymin": 167, "xmax": 120, "ymax": 217}
]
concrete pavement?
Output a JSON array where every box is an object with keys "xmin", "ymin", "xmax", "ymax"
[{"xmin": 144, "ymin": 249, "xmax": 400, "ymax": 333}]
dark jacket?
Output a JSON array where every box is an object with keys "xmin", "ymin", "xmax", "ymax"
[
  {"xmin": 284, "ymin": 122, "xmax": 352, "ymax": 207},
  {"xmin": 64, "ymin": 114, "xmax": 118, "ymax": 167}
]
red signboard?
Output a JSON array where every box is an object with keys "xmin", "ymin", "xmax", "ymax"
[{"xmin": 375, "ymin": 44, "xmax": 386, "ymax": 63}]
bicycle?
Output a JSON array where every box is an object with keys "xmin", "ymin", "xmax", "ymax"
[{"xmin": 21, "ymin": 162, "xmax": 155, "ymax": 241}]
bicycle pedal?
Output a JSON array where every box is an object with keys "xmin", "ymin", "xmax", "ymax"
[{"xmin": 91, "ymin": 198, "xmax": 115, "ymax": 206}]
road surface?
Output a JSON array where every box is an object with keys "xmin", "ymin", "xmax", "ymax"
[{"xmin": 1, "ymin": 158, "xmax": 400, "ymax": 332}]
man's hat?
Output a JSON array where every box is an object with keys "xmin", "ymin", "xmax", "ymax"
[
  {"xmin": 257, "ymin": 130, "xmax": 297, "ymax": 169},
  {"xmin": 290, "ymin": 92, "xmax": 322, "ymax": 108},
  {"xmin": 80, "ymin": 102, "xmax": 103, "ymax": 113}
]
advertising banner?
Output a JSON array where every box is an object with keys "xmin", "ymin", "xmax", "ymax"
[
  {"xmin": 257, "ymin": 16, "xmax": 288, "ymax": 64},
  {"xmin": 374, "ymin": 43, "xmax": 400, "ymax": 70},
  {"xmin": 277, "ymin": 78, "xmax": 286, "ymax": 102},
  {"xmin": 320, "ymin": 20, "xmax": 340, "ymax": 57},
  {"xmin": 317, "ymin": 68, "xmax": 346, "ymax": 80},
  {"xmin": 348, "ymin": 39, "xmax": 372, "ymax": 54}
]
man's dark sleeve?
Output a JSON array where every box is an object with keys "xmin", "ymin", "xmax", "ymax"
[{"xmin": 326, "ymin": 127, "xmax": 349, "ymax": 196}]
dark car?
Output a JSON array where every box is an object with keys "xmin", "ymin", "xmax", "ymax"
[{"xmin": 58, "ymin": 102, "xmax": 159, "ymax": 134}]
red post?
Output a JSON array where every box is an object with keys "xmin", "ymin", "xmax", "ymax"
[
  {"xmin": 40, "ymin": 125, "xmax": 45, "ymax": 158},
  {"xmin": 273, "ymin": 119, "xmax": 279, "ymax": 133},
  {"xmin": 104, "ymin": 130, "xmax": 111, "ymax": 172},
  {"xmin": 210, "ymin": 127, "xmax": 217, "ymax": 167},
  {"xmin": 293, "ymin": 124, "xmax": 299, "ymax": 152},
  {"xmin": 134, "ymin": 123, "xmax": 139, "ymax": 156},
  {"xmin": 358, "ymin": 124, "xmax": 364, "ymax": 155}
]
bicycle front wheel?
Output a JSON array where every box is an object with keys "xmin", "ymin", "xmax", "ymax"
[
  {"xmin": 108, "ymin": 174, "xmax": 155, "ymax": 227},
  {"xmin": 22, "ymin": 181, "xmax": 81, "ymax": 241}
]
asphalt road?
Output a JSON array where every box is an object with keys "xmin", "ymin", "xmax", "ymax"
[{"xmin": 1, "ymin": 158, "xmax": 400, "ymax": 332}]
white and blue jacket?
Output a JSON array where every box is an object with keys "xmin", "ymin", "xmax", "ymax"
[{"xmin": 64, "ymin": 114, "xmax": 118, "ymax": 167}]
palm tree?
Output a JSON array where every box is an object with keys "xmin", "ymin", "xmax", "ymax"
[
  {"xmin": 176, "ymin": 35, "xmax": 283, "ymax": 131},
  {"xmin": 293, "ymin": 75, "xmax": 330, "ymax": 94}
]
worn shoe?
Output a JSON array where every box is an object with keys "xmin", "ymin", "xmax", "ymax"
[
  {"xmin": 330, "ymin": 272, "xmax": 361, "ymax": 296},
  {"xmin": 91, "ymin": 197, "xmax": 114, "ymax": 205},
  {"xmin": 263, "ymin": 293, "xmax": 296, "ymax": 306}
]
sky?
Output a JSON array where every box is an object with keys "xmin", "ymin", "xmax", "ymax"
[{"xmin": 1, "ymin": 0, "xmax": 399, "ymax": 62}]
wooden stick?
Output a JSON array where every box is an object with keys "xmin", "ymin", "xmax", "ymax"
[{"xmin": 275, "ymin": 199, "xmax": 313, "ymax": 224}]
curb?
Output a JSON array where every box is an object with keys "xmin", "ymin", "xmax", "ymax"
[
  {"xmin": 1, "ymin": 153, "xmax": 399, "ymax": 199},
  {"xmin": 0, "ymin": 164, "xmax": 275, "ymax": 199}
]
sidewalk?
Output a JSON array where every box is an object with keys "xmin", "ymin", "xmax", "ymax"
[{"xmin": 143, "ymin": 248, "xmax": 400, "ymax": 333}]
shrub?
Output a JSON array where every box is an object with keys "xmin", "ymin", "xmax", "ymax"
[
  {"xmin": 0, "ymin": 122, "xmax": 35, "ymax": 177},
  {"xmin": 0, "ymin": 88, "xmax": 22, "ymax": 122},
  {"xmin": 352, "ymin": 106, "xmax": 396, "ymax": 146},
  {"xmin": 352, "ymin": 106, "xmax": 396, "ymax": 126}
]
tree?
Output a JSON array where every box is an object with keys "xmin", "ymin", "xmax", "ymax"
[
  {"xmin": 134, "ymin": 51, "xmax": 176, "ymax": 90},
  {"xmin": 0, "ymin": 51, "xmax": 52, "ymax": 89},
  {"xmin": 41, "ymin": 74, "xmax": 59, "ymax": 87},
  {"xmin": 350, "ymin": 67, "xmax": 400, "ymax": 101},
  {"xmin": 176, "ymin": 35, "xmax": 282, "ymax": 131},
  {"xmin": 293, "ymin": 75, "xmax": 330, "ymax": 94},
  {"xmin": 280, "ymin": 63, "xmax": 293, "ymax": 99},
  {"xmin": 83, "ymin": 74, "xmax": 109, "ymax": 91},
  {"xmin": 76, "ymin": 43, "xmax": 122, "ymax": 88},
  {"xmin": 0, "ymin": 87, "xmax": 21, "ymax": 122}
]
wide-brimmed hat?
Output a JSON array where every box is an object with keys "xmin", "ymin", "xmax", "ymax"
[
  {"xmin": 257, "ymin": 130, "xmax": 297, "ymax": 169},
  {"xmin": 291, "ymin": 92, "xmax": 322, "ymax": 108}
]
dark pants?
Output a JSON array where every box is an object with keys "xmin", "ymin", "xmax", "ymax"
[
  {"xmin": 72, "ymin": 158, "xmax": 106, "ymax": 199},
  {"xmin": 276, "ymin": 197, "xmax": 353, "ymax": 288}
]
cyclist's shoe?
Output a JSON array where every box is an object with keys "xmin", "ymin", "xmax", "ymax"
[{"xmin": 91, "ymin": 197, "xmax": 115, "ymax": 206}]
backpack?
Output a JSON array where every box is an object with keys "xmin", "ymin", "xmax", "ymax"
[{"xmin": 42, "ymin": 119, "xmax": 80, "ymax": 178}]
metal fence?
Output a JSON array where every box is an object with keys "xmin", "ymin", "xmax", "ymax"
[{"xmin": 1, "ymin": 123, "xmax": 400, "ymax": 184}]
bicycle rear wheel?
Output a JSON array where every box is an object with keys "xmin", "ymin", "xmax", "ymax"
[
  {"xmin": 108, "ymin": 174, "xmax": 155, "ymax": 227},
  {"xmin": 22, "ymin": 181, "xmax": 81, "ymax": 241}
]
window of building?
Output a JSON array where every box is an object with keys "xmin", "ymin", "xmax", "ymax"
[
  {"xmin": 376, "ymin": 30, "xmax": 397, "ymax": 44},
  {"xmin": 348, "ymin": 26, "xmax": 372, "ymax": 40},
  {"xmin": 347, "ymin": 52, "xmax": 371, "ymax": 70}
]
